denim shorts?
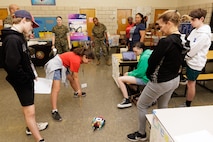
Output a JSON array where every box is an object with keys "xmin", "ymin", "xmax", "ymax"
[
  {"xmin": 53, "ymin": 69, "xmax": 71, "ymax": 80},
  {"xmin": 186, "ymin": 65, "xmax": 201, "ymax": 81},
  {"xmin": 135, "ymin": 78, "xmax": 147, "ymax": 85},
  {"xmin": 53, "ymin": 69, "xmax": 62, "ymax": 80}
]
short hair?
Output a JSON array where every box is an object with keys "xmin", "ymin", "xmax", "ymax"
[
  {"xmin": 133, "ymin": 42, "xmax": 148, "ymax": 51},
  {"xmin": 181, "ymin": 15, "xmax": 191, "ymax": 23},
  {"xmin": 93, "ymin": 17, "xmax": 98, "ymax": 21},
  {"xmin": 158, "ymin": 10, "xmax": 181, "ymax": 26},
  {"xmin": 127, "ymin": 16, "xmax": 133, "ymax": 20},
  {"xmin": 189, "ymin": 8, "xmax": 207, "ymax": 19},
  {"xmin": 56, "ymin": 16, "xmax": 62, "ymax": 20}
]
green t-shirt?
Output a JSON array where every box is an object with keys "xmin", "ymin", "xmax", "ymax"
[{"xmin": 128, "ymin": 49, "xmax": 153, "ymax": 83}]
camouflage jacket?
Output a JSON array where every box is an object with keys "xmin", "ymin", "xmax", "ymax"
[
  {"xmin": 52, "ymin": 25, "xmax": 69, "ymax": 46},
  {"xmin": 92, "ymin": 23, "xmax": 107, "ymax": 40}
]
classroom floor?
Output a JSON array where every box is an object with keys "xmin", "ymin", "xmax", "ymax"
[{"xmin": 0, "ymin": 56, "xmax": 213, "ymax": 142}]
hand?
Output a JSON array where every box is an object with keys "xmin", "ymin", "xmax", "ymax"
[
  {"xmin": 105, "ymin": 40, "xmax": 109, "ymax": 46},
  {"xmin": 124, "ymin": 72, "xmax": 128, "ymax": 76},
  {"xmin": 91, "ymin": 41, "xmax": 95, "ymax": 47}
]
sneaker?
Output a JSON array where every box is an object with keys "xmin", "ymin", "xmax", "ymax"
[
  {"xmin": 74, "ymin": 92, "xmax": 86, "ymax": 98},
  {"xmin": 106, "ymin": 60, "xmax": 111, "ymax": 66},
  {"xmin": 179, "ymin": 102, "xmax": 190, "ymax": 107},
  {"xmin": 179, "ymin": 77, "xmax": 188, "ymax": 85},
  {"xmin": 96, "ymin": 60, "xmax": 100, "ymax": 65},
  {"xmin": 26, "ymin": 122, "xmax": 48, "ymax": 135},
  {"xmin": 52, "ymin": 111, "xmax": 62, "ymax": 121},
  {"xmin": 39, "ymin": 139, "xmax": 45, "ymax": 142},
  {"xmin": 117, "ymin": 98, "xmax": 132, "ymax": 109},
  {"xmin": 127, "ymin": 131, "xmax": 147, "ymax": 141}
]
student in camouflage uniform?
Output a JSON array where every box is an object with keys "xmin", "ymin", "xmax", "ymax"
[
  {"xmin": 51, "ymin": 16, "xmax": 71, "ymax": 55},
  {"xmin": 3, "ymin": 4, "xmax": 19, "ymax": 28},
  {"xmin": 92, "ymin": 17, "xmax": 111, "ymax": 65}
]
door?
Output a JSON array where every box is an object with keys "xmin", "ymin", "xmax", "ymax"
[
  {"xmin": 117, "ymin": 9, "xmax": 132, "ymax": 35},
  {"xmin": 0, "ymin": 8, "xmax": 8, "ymax": 33},
  {"xmin": 154, "ymin": 9, "xmax": 168, "ymax": 23},
  {"xmin": 79, "ymin": 9, "xmax": 95, "ymax": 38}
]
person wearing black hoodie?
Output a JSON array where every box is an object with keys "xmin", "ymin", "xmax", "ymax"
[
  {"xmin": 127, "ymin": 10, "xmax": 184, "ymax": 141},
  {"xmin": 0, "ymin": 10, "xmax": 47, "ymax": 142}
]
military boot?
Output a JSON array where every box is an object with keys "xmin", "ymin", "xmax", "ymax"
[
  {"xmin": 96, "ymin": 60, "xmax": 100, "ymax": 65},
  {"xmin": 106, "ymin": 59, "xmax": 111, "ymax": 66}
]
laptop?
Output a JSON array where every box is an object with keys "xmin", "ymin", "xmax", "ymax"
[
  {"xmin": 179, "ymin": 23, "xmax": 193, "ymax": 35},
  {"xmin": 121, "ymin": 51, "xmax": 137, "ymax": 61}
]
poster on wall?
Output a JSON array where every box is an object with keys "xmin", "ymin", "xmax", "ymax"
[
  {"xmin": 68, "ymin": 14, "xmax": 88, "ymax": 41},
  {"xmin": 31, "ymin": 0, "xmax": 56, "ymax": 5}
]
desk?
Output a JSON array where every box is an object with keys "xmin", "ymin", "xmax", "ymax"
[
  {"xmin": 112, "ymin": 53, "xmax": 139, "ymax": 87},
  {"xmin": 207, "ymin": 50, "xmax": 213, "ymax": 60},
  {"xmin": 150, "ymin": 105, "xmax": 213, "ymax": 142}
]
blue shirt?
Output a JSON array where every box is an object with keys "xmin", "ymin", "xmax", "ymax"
[{"xmin": 129, "ymin": 23, "xmax": 145, "ymax": 51}]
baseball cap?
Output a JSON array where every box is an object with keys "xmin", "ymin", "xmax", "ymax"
[{"xmin": 14, "ymin": 10, "xmax": 39, "ymax": 28}]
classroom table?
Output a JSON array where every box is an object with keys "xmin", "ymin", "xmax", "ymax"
[
  {"xmin": 150, "ymin": 105, "xmax": 213, "ymax": 142},
  {"xmin": 112, "ymin": 53, "xmax": 139, "ymax": 87}
]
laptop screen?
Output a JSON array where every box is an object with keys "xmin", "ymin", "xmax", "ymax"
[
  {"xmin": 179, "ymin": 23, "xmax": 193, "ymax": 35},
  {"xmin": 122, "ymin": 51, "xmax": 137, "ymax": 61}
]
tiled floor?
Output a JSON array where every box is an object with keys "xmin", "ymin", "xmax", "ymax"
[{"xmin": 0, "ymin": 57, "xmax": 213, "ymax": 142}]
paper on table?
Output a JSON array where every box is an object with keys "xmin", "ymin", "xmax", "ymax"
[
  {"xmin": 174, "ymin": 130, "xmax": 213, "ymax": 142},
  {"xmin": 34, "ymin": 77, "xmax": 53, "ymax": 94}
]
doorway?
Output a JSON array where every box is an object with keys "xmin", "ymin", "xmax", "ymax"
[
  {"xmin": 117, "ymin": 9, "xmax": 132, "ymax": 35},
  {"xmin": 79, "ymin": 9, "xmax": 96, "ymax": 38},
  {"xmin": 154, "ymin": 9, "xmax": 168, "ymax": 23},
  {"xmin": 0, "ymin": 8, "xmax": 8, "ymax": 33}
]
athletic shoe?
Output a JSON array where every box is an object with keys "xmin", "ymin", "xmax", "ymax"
[
  {"xmin": 106, "ymin": 60, "xmax": 111, "ymax": 66},
  {"xmin": 179, "ymin": 76, "xmax": 188, "ymax": 85},
  {"xmin": 117, "ymin": 98, "xmax": 132, "ymax": 108},
  {"xmin": 127, "ymin": 131, "xmax": 147, "ymax": 141},
  {"xmin": 179, "ymin": 102, "xmax": 189, "ymax": 107},
  {"xmin": 74, "ymin": 92, "xmax": 86, "ymax": 98},
  {"xmin": 39, "ymin": 139, "xmax": 45, "ymax": 142},
  {"xmin": 96, "ymin": 60, "xmax": 100, "ymax": 65},
  {"xmin": 26, "ymin": 122, "xmax": 48, "ymax": 135},
  {"xmin": 52, "ymin": 111, "xmax": 62, "ymax": 121}
]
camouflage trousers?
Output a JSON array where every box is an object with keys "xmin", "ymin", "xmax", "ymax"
[
  {"xmin": 94, "ymin": 39, "xmax": 109, "ymax": 60},
  {"xmin": 55, "ymin": 43, "xmax": 69, "ymax": 54}
]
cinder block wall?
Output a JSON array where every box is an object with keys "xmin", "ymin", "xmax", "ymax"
[
  {"xmin": 21, "ymin": 6, "xmax": 155, "ymax": 34},
  {"xmin": 177, "ymin": 2, "xmax": 213, "ymax": 24},
  {"xmin": 5, "ymin": 2, "xmax": 213, "ymax": 34}
]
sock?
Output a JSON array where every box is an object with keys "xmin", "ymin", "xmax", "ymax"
[
  {"xmin": 185, "ymin": 100, "xmax": 192, "ymax": 107},
  {"xmin": 52, "ymin": 109, "xmax": 58, "ymax": 113}
]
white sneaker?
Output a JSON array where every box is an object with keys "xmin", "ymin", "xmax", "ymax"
[
  {"xmin": 117, "ymin": 98, "xmax": 132, "ymax": 109},
  {"xmin": 26, "ymin": 122, "xmax": 48, "ymax": 135}
]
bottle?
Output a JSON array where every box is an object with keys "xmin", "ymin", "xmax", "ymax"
[{"xmin": 53, "ymin": 48, "xmax": 57, "ymax": 56}]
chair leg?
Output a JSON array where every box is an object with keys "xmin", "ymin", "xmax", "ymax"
[{"xmin": 184, "ymin": 85, "xmax": 187, "ymax": 97}]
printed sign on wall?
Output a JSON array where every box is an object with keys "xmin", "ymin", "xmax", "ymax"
[
  {"xmin": 31, "ymin": 0, "xmax": 56, "ymax": 5},
  {"xmin": 68, "ymin": 14, "xmax": 88, "ymax": 41}
]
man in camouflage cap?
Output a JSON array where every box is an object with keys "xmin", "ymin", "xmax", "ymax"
[{"xmin": 92, "ymin": 17, "xmax": 111, "ymax": 66}]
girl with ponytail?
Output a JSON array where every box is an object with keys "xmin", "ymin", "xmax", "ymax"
[{"xmin": 44, "ymin": 47, "xmax": 94, "ymax": 121}]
